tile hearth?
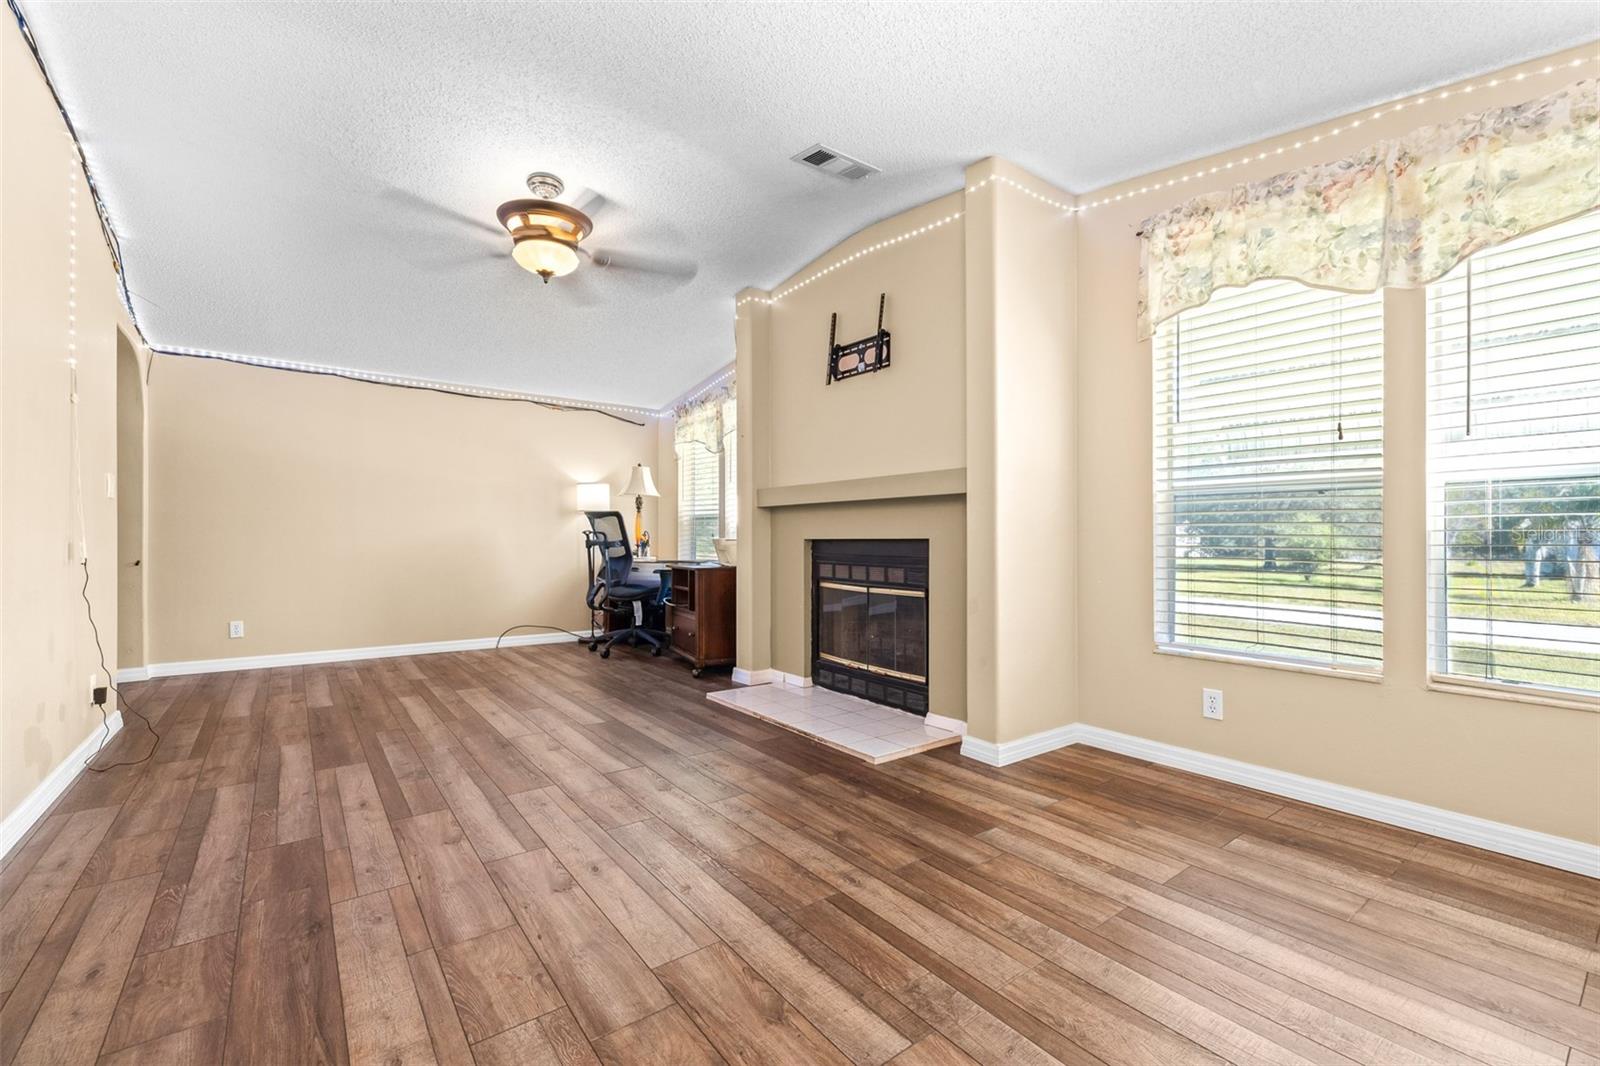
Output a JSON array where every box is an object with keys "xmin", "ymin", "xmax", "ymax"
[{"xmin": 707, "ymin": 683, "xmax": 960, "ymax": 763}]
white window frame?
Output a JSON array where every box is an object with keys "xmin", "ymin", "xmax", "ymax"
[
  {"xmin": 1153, "ymin": 279, "xmax": 1386, "ymax": 677},
  {"xmin": 1423, "ymin": 210, "xmax": 1600, "ymax": 707}
]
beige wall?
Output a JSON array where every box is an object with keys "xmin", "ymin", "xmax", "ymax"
[
  {"xmin": 146, "ymin": 355, "xmax": 658, "ymax": 662},
  {"xmin": 964, "ymin": 158, "xmax": 1079, "ymax": 744},
  {"xmin": 2, "ymin": 25, "xmax": 147, "ymax": 821},
  {"xmin": 116, "ymin": 332, "xmax": 146, "ymax": 668},
  {"xmin": 735, "ymin": 195, "xmax": 970, "ymax": 715},
  {"xmin": 763, "ymin": 192, "xmax": 966, "ymax": 489},
  {"xmin": 1074, "ymin": 43, "xmax": 1600, "ymax": 844}
]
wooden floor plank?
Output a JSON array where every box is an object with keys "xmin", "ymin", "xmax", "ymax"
[
  {"xmin": 101, "ymin": 931, "xmax": 234, "ymax": 1055},
  {"xmin": 171, "ymin": 781, "xmax": 252, "ymax": 945},
  {"xmin": 226, "ymin": 839, "xmax": 347, "ymax": 1066},
  {"xmin": 656, "ymin": 942, "xmax": 854, "ymax": 1066},
  {"xmin": 12, "ymin": 872, "xmax": 159, "ymax": 1065},
  {"xmin": 435, "ymin": 924, "xmax": 561, "ymax": 1043},
  {"xmin": 392, "ymin": 808, "xmax": 514, "ymax": 948},
  {"xmin": 5, "ymin": 645, "xmax": 1589, "ymax": 1066},
  {"xmin": 336, "ymin": 762, "xmax": 410, "ymax": 897},
  {"xmin": 590, "ymin": 1005, "xmax": 723, "ymax": 1066},
  {"xmin": 487, "ymin": 847, "xmax": 673, "ymax": 1040},
  {"xmin": 331, "ymin": 891, "xmax": 437, "ymax": 1066},
  {"xmin": 0, "ymin": 806, "xmax": 119, "ymax": 995},
  {"xmin": 508, "ymin": 787, "xmax": 712, "ymax": 966}
]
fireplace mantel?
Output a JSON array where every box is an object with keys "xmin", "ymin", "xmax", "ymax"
[{"xmin": 755, "ymin": 467, "xmax": 965, "ymax": 510}]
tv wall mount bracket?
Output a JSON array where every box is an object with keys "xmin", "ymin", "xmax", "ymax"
[{"xmin": 826, "ymin": 293, "xmax": 891, "ymax": 385}]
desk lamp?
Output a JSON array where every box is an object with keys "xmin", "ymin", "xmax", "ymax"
[{"xmin": 619, "ymin": 463, "xmax": 659, "ymax": 554}]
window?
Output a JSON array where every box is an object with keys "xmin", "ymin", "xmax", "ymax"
[
  {"xmin": 721, "ymin": 390, "xmax": 738, "ymax": 541},
  {"xmin": 1155, "ymin": 279, "xmax": 1384, "ymax": 670},
  {"xmin": 674, "ymin": 385, "xmax": 736, "ymax": 560},
  {"xmin": 1426, "ymin": 211, "xmax": 1600, "ymax": 700}
]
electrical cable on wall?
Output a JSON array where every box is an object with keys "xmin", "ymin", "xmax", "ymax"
[
  {"xmin": 68, "ymin": 361, "xmax": 159, "ymax": 772},
  {"xmin": 146, "ymin": 348, "xmax": 649, "ymax": 426}
]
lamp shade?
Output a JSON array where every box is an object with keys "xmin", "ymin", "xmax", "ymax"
[
  {"xmin": 576, "ymin": 482, "xmax": 610, "ymax": 512},
  {"xmin": 620, "ymin": 463, "xmax": 659, "ymax": 498}
]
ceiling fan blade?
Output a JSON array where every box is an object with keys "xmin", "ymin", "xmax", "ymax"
[
  {"xmin": 558, "ymin": 269, "xmax": 603, "ymax": 306},
  {"xmin": 418, "ymin": 249, "xmax": 504, "ymax": 270},
  {"xmin": 378, "ymin": 185, "xmax": 503, "ymax": 239},
  {"xmin": 584, "ymin": 248, "xmax": 697, "ymax": 282},
  {"xmin": 565, "ymin": 186, "xmax": 608, "ymax": 219}
]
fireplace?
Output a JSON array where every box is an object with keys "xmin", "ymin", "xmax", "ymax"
[{"xmin": 812, "ymin": 540, "xmax": 929, "ymax": 714}]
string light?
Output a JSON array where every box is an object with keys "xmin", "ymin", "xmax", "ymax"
[
  {"xmin": 675, "ymin": 365, "xmax": 735, "ymax": 409},
  {"xmin": 1066, "ymin": 56, "xmax": 1595, "ymax": 214},
  {"xmin": 155, "ymin": 346, "xmax": 660, "ymax": 419},
  {"xmin": 734, "ymin": 54, "xmax": 1596, "ymax": 320},
  {"xmin": 67, "ymin": 135, "xmax": 78, "ymax": 363},
  {"xmin": 735, "ymin": 212, "xmax": 964, "ymax": 312}
]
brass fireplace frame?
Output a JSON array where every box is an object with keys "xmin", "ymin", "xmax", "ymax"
[{"xmin": 811, "ymin": 540, "xmax": 931, "ymax": 714}]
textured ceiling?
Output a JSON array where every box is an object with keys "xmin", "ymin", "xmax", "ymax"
[{"xmin": 21, "ymin": 2, "xmax": 1598, "ymax": 408}]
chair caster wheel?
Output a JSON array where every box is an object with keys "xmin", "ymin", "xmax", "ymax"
[
  {"xmin": 651, "ymin": 646, "xmax": 663, "ymax": 657},
  {"xmin": 691, "ymin": 667, "xmax": 703, "ymax": 678},
  {"xmin": 600, "ymin": 648, "xmax": 611, "ymax": 659},
  {"xmin": 588, "ymin": 642, "xmax": 598, "ymax": 652}
]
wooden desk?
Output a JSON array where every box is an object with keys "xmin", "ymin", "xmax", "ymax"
[{"xmin": 665, "ymin": 565, "xmax": 736, "ymax": 676}]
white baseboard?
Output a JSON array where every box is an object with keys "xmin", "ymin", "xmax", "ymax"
[
  {"xmin": 777, "ymin": 671, "xmax": 812, "ymax": 688},
  {"xmin": 732, "ymin": 668, "xmax": 777, "ymax": 686},
  {"xmin": 960, "ymin": 722, "xmax": 1599, "ymax": 878},
  {"xmin": 115, "ymin": 667, "xmax": 149, "ymax": 685},
  {"xmin": 0, "ymin": 711, "xmax": 122, "ymax": 862},
  {"xmin": 960, "ymin": 723, "xmax": 1078, "ymax": 767},
  {"xmin": 133, "ymin": 631, "xmax": 577, "ymax": 679},
  {"xmin": 1073, "ymin": 725, "xmax": 1600, "ymax": 878}
]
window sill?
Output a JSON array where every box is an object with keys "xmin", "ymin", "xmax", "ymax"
[
  {"xmin": 1154, "ymin": 645, "xmax": 1383, "ymax": 683},
  {"xmin": 1426, "ymin": 675, "xmax": 1600, "ymax": 713}
]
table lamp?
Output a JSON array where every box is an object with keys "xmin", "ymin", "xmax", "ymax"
[{"xmin": 619, "ymin": 463, "xmax": 659, "ymax": 552}]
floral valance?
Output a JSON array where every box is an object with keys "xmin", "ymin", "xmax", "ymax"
[
  {"xmin": 1137, "ymin": 78, "xmax": 1600, "ymax": 339},
  {"xmin": 673, "ymin": 380, "xmax": 735, "ymax": 456}
]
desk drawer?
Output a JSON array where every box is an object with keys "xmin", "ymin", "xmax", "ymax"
[{"xmin": 669, "ymin": 607, "xmax": 698, "ymax": 654}]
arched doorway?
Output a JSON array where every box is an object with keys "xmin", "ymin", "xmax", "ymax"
[{"xmin": 116, "ymin": 332, "xmax": 145, "ymax": 671}]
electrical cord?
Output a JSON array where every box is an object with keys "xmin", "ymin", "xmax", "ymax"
[
  {"xmin": 78, "ymin": 557, "xmax": 159, "ymax": 772},
  {"xmin": 493, "ymin": 622, "xmax": 601, "ymax": 651},
  {"xmin": 148, "ymin": 348, "xmax": 647, "ymax": 426}
]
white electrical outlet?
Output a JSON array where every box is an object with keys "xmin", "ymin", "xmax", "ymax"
[
  {"xmin": 1202, "ymin": 688, "xmax": 1224, "ymax": 720},
  {"xmin": 228, "ymin": 620, "xmax": 245, "ymax": 639}
]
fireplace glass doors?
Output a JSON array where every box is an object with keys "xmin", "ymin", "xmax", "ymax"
[{"xmin": 812, "ymin": 540, "xmax": 930, "ymax": 714}]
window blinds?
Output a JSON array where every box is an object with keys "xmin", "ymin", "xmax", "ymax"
[
  {"xmin": 676, "ymin": 435, "xmax": 720, "ymax": 561},
  {"xmin": 1426, "ymin": 210, "xmax": 1600, "ymax": 700},
  {"xmin": 674, "ymin": 385, "xmax": 735, "ymax": 560},
  {"xmin": 1154, "ymin": 279, "xmax": 1385, "ymax": 670},
  {"xmin": 721, "ymin": 391, "xmax": 738, "ymax": 541}
]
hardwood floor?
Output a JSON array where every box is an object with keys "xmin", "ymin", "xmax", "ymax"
[{"xmin": 2, "ymin": 643, "xmax": 1597, "ymax": 1066}]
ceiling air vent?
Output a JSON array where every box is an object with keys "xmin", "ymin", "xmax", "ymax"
[{"xmin": 792, "ymin": 143, "xmax": 880, "ymax": 181}]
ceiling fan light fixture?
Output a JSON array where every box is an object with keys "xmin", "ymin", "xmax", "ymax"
[
  {"xmin": 511, "ymin": 234, "xmax": 580, "ymax": 282},
  {"xmin": 496, "ymin": 185, "xmax": 593, "ymax": 283}
]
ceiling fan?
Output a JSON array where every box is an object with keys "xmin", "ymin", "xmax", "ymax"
[
  {"xmin": 381, "ymin": 171, "xmax": 696, "ymax": 294},
  {"xmin": 497, "ymin": 172, "xmax": 594, "ymax": 283}
]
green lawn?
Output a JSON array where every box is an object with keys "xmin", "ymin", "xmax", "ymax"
[
  {"xmin": 1175, "ymin": 558, "xmax": 1600, "ymax": 625},
  {"xmin": 1445, "ymin": 641, "xmax": 1600, "ymax": 693},
  {"xmin": 1172, "ymin": 613, "xmax": 1600, "ymax": 692},
  {"xmin": 1171, "ymin": 614, "xmax": 1379, "ymax": 666}
]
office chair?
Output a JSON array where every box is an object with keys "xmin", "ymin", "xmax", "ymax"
[{"xmin": 583, "ymin": 510, "xmax": 667, "ymax": 658}]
